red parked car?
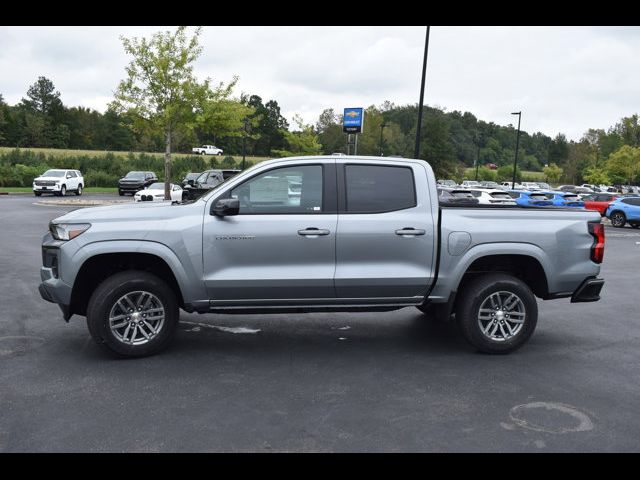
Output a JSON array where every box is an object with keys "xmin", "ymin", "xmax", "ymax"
[{"xmin": 583, "ymin": 193, "xmax": 620, "ymax": 216}]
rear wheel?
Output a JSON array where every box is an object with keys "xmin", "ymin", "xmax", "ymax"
[
  {"xmin": 75, "ymin": 184, "xmax": 82, "ymax": 196},
  {"xmin": 86, "ymin": 271, "xmax": 179, "ymax": 358},
  {"xmin": 455, "ymin": 273, "xmax": 538, "ymax": 354},
  {"xmin": 610, "ymin": 211, "xmax": 626, "ymax": 228}
]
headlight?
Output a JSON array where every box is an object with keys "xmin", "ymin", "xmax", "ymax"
[{"xmin": 50, "ymin": 223, "xmax": 91, "ymax": 241}]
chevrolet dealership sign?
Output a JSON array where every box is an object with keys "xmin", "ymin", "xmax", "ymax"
[{"xmin": 343, "ymin": 108, "xmax": 364, "ymax": 133}]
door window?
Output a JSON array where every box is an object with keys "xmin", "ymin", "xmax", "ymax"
[
  {"xmin": 344, "ymin": 165, "xmax": 415, "ymax": 213},
  {"xmin": 230, "ymin": 165, "xmax": 323, "ymax": 214}
]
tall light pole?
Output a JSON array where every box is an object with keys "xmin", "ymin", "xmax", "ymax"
[
  {"xmin": 474, "ymin": 133, "xmax": 482, "ymax": 181},
  {"xmin": 379, "ymin": 122, "xmax": 386, "ymax": 156},
  {"xmin": 414, "ymin": 26, "xmax": 431, "ymax": 159},
  {"xmin": 242, "ymin": 118, "xmax": 249, "ymax": 170},
  {"xmin": 511, "ymin": 111, "xmax": 522, "ymax": 189}
]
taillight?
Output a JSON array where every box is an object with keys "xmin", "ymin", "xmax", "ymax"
[{"xmin": 588, "ymin": 222, "xmax": 605, "ymax": 264}]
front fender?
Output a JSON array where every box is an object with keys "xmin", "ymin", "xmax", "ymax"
[{"xmin": 65, "ymin": 240, "xmax": 207, "ymax": 305}]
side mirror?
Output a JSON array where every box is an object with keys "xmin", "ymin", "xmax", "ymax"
[
  {"xmin": 66, "ymin": 174, "xmax": 72, "ymax": 179},
  {"xmin": 187, "ymin": 179, "xmax": 195, "ymax": 187},
  {"xmin": 212, "ymin": 198, "xmax": 239, "ymax": 217}
]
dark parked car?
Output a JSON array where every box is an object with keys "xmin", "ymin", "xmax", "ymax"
[
  {"xmin": 182, "ymin": 169, "xmax": 225, "ymax": 200},
  {"xmin": 181, "ymin": 172, "xmax": 202, "ymax": 188},
  {"xmin": 118, "ymin": 171, "xmax": 158, "ymax": 196},
  {"xmin": 220, "ymin": 169, "xmax": 241, "ymax": 180}
]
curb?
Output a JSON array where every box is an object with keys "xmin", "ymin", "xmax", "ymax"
[{"xmin": 34, "ymin": 199, "xmax": 133, "ymax": 207}]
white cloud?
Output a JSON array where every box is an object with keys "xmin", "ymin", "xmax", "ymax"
[{"xmin": 1, "ymin": 25, "xmax": 638, "ymax": 141}]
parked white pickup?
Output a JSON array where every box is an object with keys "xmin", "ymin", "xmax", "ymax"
[{"xmin": 192, "ymin": 145, "xmax": 223, "ymax": 155}]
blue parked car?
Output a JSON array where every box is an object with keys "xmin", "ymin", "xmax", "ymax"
[
  {"xmin": 606, "ymin": 196, "xmax": 640, "ymax": 228},
  {"xmin": 540, "ymin": 191, "xmax": 585, "ymax": 208},
  {"xmin": 507, "ymin": 190, "xmax": 553, "ymax": 207}
]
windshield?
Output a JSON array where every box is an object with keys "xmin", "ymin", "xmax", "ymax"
[
  {"xmin": 125, "ymin": 171, "xmax": 145, "ymax": 179},
  {"xmin": 530, "ymin": 194, "xmax": 548, "ymax": 200},
  {"xmin": 42, "ymin": 170, "xmax": 65, "ymax": 177},
  {"xmin": 452, "ymin": 192, "xmax": 472, "ymax": 198},
  {"xmin": 147, "ymin": 183, "xmax": 169, "ymax": 190},
  {"xmin": 491, "ymin": 192, "xmax": 512, "ymax": 199}
]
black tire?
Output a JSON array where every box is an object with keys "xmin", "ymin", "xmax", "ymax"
[
  {"xmin": 75, "ymin": 184, "xmax": 83, "ymax": 196},
  {"xmin": 57, "ymin": 185, "xmax": 66, "ymax": 197},
  {"xmin": 610, "ymin": 211, "xmax": 626, "ymax": 228},
  {"xmin": 34, "ymin": 192, "xmax": 41, "ymax": 197},
  {"xmin": 200, "ymin": 151, "xmax": 206, "ymax": 155},
  {"xmin": 118, "ymin": 190, "xmax": 124, "ymax": 196},
  {"xmin": 86, "ymin": 270, "xmax": 179, "ymax": 358},
  {"xmin": 455, "ymin": 273, "xmax": 538, "ymax": 354}
]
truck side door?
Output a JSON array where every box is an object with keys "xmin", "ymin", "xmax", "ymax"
[
  {"xmin": 202, "ymin": 161, "xmax": 338, "ymax": 305},
  {"xmin": 334, "ymin": 161, "xmax": 437, "ymax": 303}
]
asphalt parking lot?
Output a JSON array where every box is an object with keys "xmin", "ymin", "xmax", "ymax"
[{"xmin": 1, "ymin": 193, "xmax": 639, "ymax": 452}]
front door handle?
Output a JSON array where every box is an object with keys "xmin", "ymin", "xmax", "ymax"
[
  {"xmin": 395, "ymin": 227, "xmax": 426, "ymax": 236},
  {"xmin": 298, "ymin": 228, "xmax": 330, "ymax": 236}
]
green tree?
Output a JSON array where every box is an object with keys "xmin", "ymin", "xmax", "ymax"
[
  {"xmin": 21, "ymin": 76, "xmax": 63, "ymax": 116},
  {"xmin": 0, "ymin": 94, "xmax": 7, "ymax": 144},
  {"xmin": 111, "ymin": 26, "xmax": 212, "ymax": 198},
  {"xmin": 543, "ymin": 163, "xmax": 563, "ymax": 183},
  {"xmin": 582, "ymin": 166, "xmax": 610, "ymax": 185},
  {"xmin": 548, "ymin": 133, "xmax": 569, "ymax": 165},
  {"xmin": 606, "ymin": 145, "xmax": 640, "ymax": 185},
  {"xmin": 476, "ymin": 166, "xmax": 497, "ymax": 181},
  {"xmin": 497, "ymin": 165, "xmax": 521, "ymax": 182},
  {"xmin": 273, "ymin": 115, "xmax": 322, "ymax": 157}
]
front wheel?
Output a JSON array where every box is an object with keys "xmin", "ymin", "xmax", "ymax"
[
  {"xmin": 200, "ymin": 151, "xmax": 206, "ymax": 155},
  {"xmin": 86, "ymin": 271, "xmax": 179, "ymax": 358},
  {"xmin": 34, "ymin": 192, "xmax": 41, "ymax": 197},
  {"xmin": 610, "ymin": 211, "xmax": 626, "ymax": 228},
  {"xmin": 455, "ymin": 273, "xmax": 538, "ymax": 354}
]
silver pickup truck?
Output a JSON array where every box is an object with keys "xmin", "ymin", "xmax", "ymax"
[{"xmin": 39, "ymin": 156, "xmax": 605, "ymax": 357}]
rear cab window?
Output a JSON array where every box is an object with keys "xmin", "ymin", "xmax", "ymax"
[{"xmin": 343, "ymin": 164, "xmax": 416, "ymax": 213}]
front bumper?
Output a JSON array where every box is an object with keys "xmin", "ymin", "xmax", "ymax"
[
  {"xmin": 39, "ymin": 235, "xmax": 74, "ymax": 320},
  {"xmin": 571, "ymin": 277, "xmax": 605, "ymax": 303},
  {"xmin": 119, "ymin": 183, "xmax": 145, "ymax": 193},
  {"xmin": 33, "ymin": 184, "xmax": 61, "ymax": 192}
]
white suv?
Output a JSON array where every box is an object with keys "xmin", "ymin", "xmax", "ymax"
[
  {"xmin": 467, "ymin": 188, "xmax": 517, "ymax": 205},
  {"xmin": 192, "ymin": 145, "xmax": 223, "ymax": 156},
  {"xmin": 33, "ymin": 169, "xmax": 84, "ymax": 197}
]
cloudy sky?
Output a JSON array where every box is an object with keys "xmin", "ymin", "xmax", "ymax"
[{"xmin": 1, "ymin": 26, "xmax": 638, "ymax": 140}]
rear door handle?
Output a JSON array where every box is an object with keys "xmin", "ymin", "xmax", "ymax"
[
  {"xmin": 298, "ymin": 228, "xmax": 330, "ymax": 236},
  {"xmin": 395, "ymin": 228, "xmax": 426, "ymax": 236}
]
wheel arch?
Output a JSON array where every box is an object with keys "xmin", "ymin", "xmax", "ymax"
[
  {"xmin": 70, "ymin": 252, "xmax": 185, "ymax": 317},
  {"xmin": 66, "ymin": 241, "xmax": 205, "ymax": 317}
]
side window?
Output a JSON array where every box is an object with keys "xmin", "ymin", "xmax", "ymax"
[
  {"xmin": 206, "ymin": 173, "xmax": 220, "ymax": 186},
  {"xmin": 626, "ymin": 198, "xmax": 640, "ymax": 206},
  {"xmin": 230, "ymin": 165, "xmax": 323, "ymax": 214},
  {"xmin": 67, "ymin": 171, "xmax": 77, "ymax": 178},
  {"xmin": 344, "ymin": 165, "xmax": 416, "ymax": 213}
]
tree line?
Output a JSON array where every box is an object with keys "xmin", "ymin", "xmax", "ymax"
[{"xmin": 1, "ymin": 25, "xmax": 639, "ymax": 188}]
